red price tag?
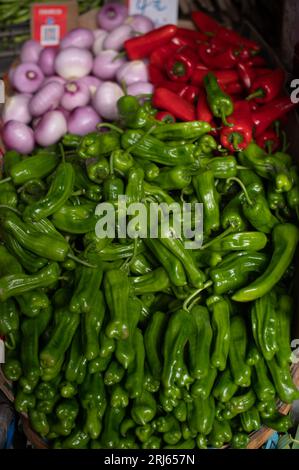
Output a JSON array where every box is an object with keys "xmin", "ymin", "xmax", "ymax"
[{"xmin": 32, "ymin": 4, "xmax": 68, "ymax": 46}]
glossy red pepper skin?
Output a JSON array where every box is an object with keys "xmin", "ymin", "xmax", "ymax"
[
  {"xmin": 220, "ymin": 101, "xmax": 253, "ymax": 152},
  {"xmin": 166, "ymin": 46, "xmax": 198, "ymax": 82},
  {"xmin": 247, "ymin": 69, "xmax": 285, "ymax": 103},
  {"xmin": 149, "ymin": 43, "xmax": 179, "ymax": 69},
  {"xmin": 245, "ymin": 56, "xmax": 267, "ymax": 67},
  {"xmin": 252, "ymin": 96, "xmax": 298, "ymax": 136},
  {"xmin": 176, "ymin": 27, "xmax": 206, "ymax": 42},
  {"xmin": 153, "ymin": 87, "xmax": 196, "ymax": 121},
  {"xmin": 191, "ymin": 66, "xmax": 239, "ymax": 87},
  {"xmin": 125, "ymin": 24, "xmax": 178, "ymax": 60},
  {"xmin": 223, "ymin": 82, "xmax": 243, "ymax": 96},
  {"xmin": 171, "ymin": 35, "xmax": 198, "ymax": 50},
  {"xmin": 256, "ymin": 129, "xmax": 281, "ymax": 153},
  {"xmin": 178, "ymin": 85, "xmax": 199, "ymax": 104},
  {"xmin": 191, "ymin": 11, "xmax": 260, "ymax": 52},
  {"xmin": 148, "ymin": 64, "xmax": 166, "ymax": 86},
  {"xmin": 237, "ymin": 62, "xmax": 257, "ymax": 89},
  {"xmin": 198, "ymin": 43, "xmax": 237, "ymax": 70}
]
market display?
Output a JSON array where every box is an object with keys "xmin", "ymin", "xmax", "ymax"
[{"xmin": 1, "ymin": 5, "xmax": 299, "ymax": 451}]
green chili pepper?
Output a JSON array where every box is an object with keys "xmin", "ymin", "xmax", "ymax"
[
  {"xmin": 209, "ymin": 231, "xmax": 267, "ymax": 252},
  {"xmin": 1, "ymin": 210, "xmax": 70, "ymax": 262},
  {"xmin": 252, "ymin": 356, "xmax": 276, "ymax": 402},
  {"xmin": 14, "ymin": 387, "xmax": 36, "ymax": 414},
  {"xmin": 23, "ymin": 162, "xmax": 75, "ymax": 221},
  {"xmin": 2, "ymin": 356, "xmax": 22, "ymax": 381},
  {"xmin": 193, "ymin": 169, "xmax": 220, "ymax": 236},
  {"xmin": 104, "ymin": 269, "xmax": 129, "ymax": 340},
  {"xmin": 125, "ymin": 166, "xmax": 145, "ymax": 205},
  {"xmin": 104, "ymin": 361, "xmax": 125, "ymax": 386},
  {"xmin": 189, "ymin": 305, "xmax": 212, "ymax": 380},
  {"xmin": 86, "ymin": 158, "xmax": 110, "ymax": 183},
  {"xmin": 70, "ymin": 255, "xmax": 103, "ymax": 314},
  {"xmin": 0, "ymin": 298, "xmax": 19, "ymax": 350},
  {"xmin": 52, "ymin": 202, "xmax": 98, "ymax": 234},
  {"xmin": 233, "ymin": 223, "xmax": 299, "ymax": 302},
  {"xmin": 83, "ymin": 290, "xmax": 105, "ymax": 361},
  {"xmin": 162, "ymin": 309, "xmax": 196, "ymax": 397},
  {"xmin": 144, "ymin": 311, "xmax": 167, "ymax": 381},
  {"xmin": 115, "ymin": 296, "xmax": 142, "ymax": 369},
  {"xmin": 207, "ymin": 295, "xmax": 230, "ymax": 371},
  {"xmin": 205, "ymin": 156, "xmax": 238, "ymax": 179},
  {"xmin": 191, "ymin": 366, "xmax": 217, "ymax": 400},
  {"xmin": 251, "ymin": 291, "xmax": 278, "ymax": 361},
  {"xmin": 0, "ymin": 262, "xmax": 60, "ymax": 301},
  {"xmin": 121, "ymin": 130, "xmax": 195, "ymax": 166},
  {"xmin": 229, "ymin": 316, "xmax": 251, "ymax": 387},
  {"xmin": 266, "ymin": 356, "xmax": 299, "ymax": 403},
  {"xmin": 263, "ymin": 412, "xmax": 293, "ymax": 432},
  {"xmin": 129, "ymin": 253, "xmax": 152, "ymax": 275},
  {"xmin": 240, "ymin": 406, "xmax": 261, "ymax": 433},
  {"xmin": 135, "ymin": 158, "xmax": 160, "ymax": 182},
  {"xmin": 9, "ymin": 153, "xmax": 59, "ymax": 186},
  {"xmin": 40, "ymin": 307, "xmax": 80, "ymax": 369},
  {"xmin": 190, "ymin": 396, "xmax": 215, "ymax": 436},
  {"xmin": 231, "ymin": 433, "xmax": 249, "ymax": 449},
  {"xmin": 130, "ymin": 267, "xmax": 170, "ymax": 295},
  {"xmin": 62, "ymin": 133, "xmax": 81, "ymax": 148},
  {"xmin": 204, "ymin": 72, "xmax": 234, "ymax": 126},
  {"xmin": 0, "ymin": 181, "xmax": 18, "ymax": 208},
  {"xmin": 3, "ymin": 150, "xmax": 22, "ymax": 176},
  {"xmin": 101, "ymin": 407, "xmax": 126, "ymax": 449},
  {"xmin": 61, "ymin": 429, "xmax": 90, "ymax": 449},
  {"xmin": 78, "ymin": 131, "xmax": 120, "ymax": 159},
  {"xmin": 73, "ymin": 163, "xmax": 102, "ymax": 202},
  {"xmin": 80, "ymin": 371, "xmax": 107, "ymax": 440},
  {"xmin": 223, "ymin": 389, "xmax": 256, "ymax": 420},
  {"xmin": 208, "ymin": 419, "xmax": 232, "ymax": 448},
  {"xmin": 110, "ymin": 385, "xmax": 129, "ymax": 409},
  {"xmin": 242, "ymin": 194, "xmax": 278, "ymax": 234},
  {"xmin": 221, "ymin": 195, "xmax": 247, "ymax": 232},
  {"xmin": 125, "ymin": 328, "xmax": 145, "ymax": 399},
  {"xmin": 131, "ymin": 390, "xmax": 157, "ymax": 425},
  {"xmin": 159, "ymin": 237, "xmax": 205, "ymax": 288},
  {"xmin": 213, "ymin": 370, "xmax": 238, "ymax": 403},
  {"xmin": 65, "ymin": 329, "xmax": 86, "ymax": 384},
  {"xmin": 210, "ymin": 251, "xmax": 268, "ymax": 295}
]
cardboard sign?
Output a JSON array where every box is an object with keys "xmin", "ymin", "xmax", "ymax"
[
  {"xmin": 127, "ymin": 0, "xmax": 179, "ymax": 26},
  {"xmin": 31, "ymin": 1, "xmax": 78, "ymax": 46}
]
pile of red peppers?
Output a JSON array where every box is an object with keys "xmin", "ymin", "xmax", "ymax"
[{"xmin": 124, "ymin": 10, "xmax": 298, "ymax": 153}]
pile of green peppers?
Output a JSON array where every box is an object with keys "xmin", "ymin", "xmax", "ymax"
[{"xmin": 0, "ymin": 96, "xmax": 299, "ymax": 450}]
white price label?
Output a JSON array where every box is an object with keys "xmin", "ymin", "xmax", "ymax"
[
  {"xmin": 128, "ymin": 0, "xmax": 179, "ymax": 26},
  {"xmin": 0, "ymin": 79, "xmax": 4, "ymax": 104}
]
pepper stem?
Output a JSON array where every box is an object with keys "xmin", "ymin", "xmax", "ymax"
[
  {"xmin": 246, "ymin": 89, "xmax": 264, "ymax": 101},
  {"xmin": 0, "ymin": 177, "xmax": 12, "ymax": 185},
  {"xmin": 0, "ymin": 204, "xmax": 22, "ymax": 215},
  {"xmin": 220, "ymin": 110, "xmax": 234, "ymax": 127},
  {"xmin": 67, "ymin": 253, "xmax": 97, "ymax": 268},
  {"xmin": 236, "ymin": 165, "xmax": 249, "ymax": 171},
  {"xmin": 200, "ymin": 226, "xmax": 234, "ymax": 250},
  {"xmin": 125, "ymin": 124, "xmax": 157, "ymax": 156},
  {"xmin": 183, "ymin": 280, "xmax": 213, "ymax": 312},
  {"xmin": 59, "ymin": 143, "xmax": 65, "ymax": 163},
  {"xmin": 97, "ymin": 123, "xmax": 124, "ymax": 134},
  {"xmin": 5, "ymin": 333, "xmax": 16, "ymax": 350},
  {"xmin": 227, "ymin": 177, "xmax": 253, "ymax": 206},
  {"xmin": 265, "ymin": 140, "xmax": 273, "ymax": 155},
  {"xmin": 281, "ymin": 130, "xmax": 290, "ymax": 153}
]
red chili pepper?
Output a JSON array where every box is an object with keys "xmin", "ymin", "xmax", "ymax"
[
  {"xmin": 220, "ymin": 101, "xmax": 253, "ymax": 152},
  {"xmin": 252, "ymin": 96, "xmax": 298, "ymax": 136},
  {"xmin": 176, "ymin": 27, "xmax": 206, "ymax": 42},
  {"xmin": 178, "ymin": 85, "xmax": 199, "ymax": 104},
  {"xmin": 124, "ymin": 24, "xmax": 178, "ymax": 60},
  {"xmin": 244, "ymin": 56, "xmax": 267, "ymax": 67},
  {"xmin": 237, "ymin": 62, "xmax": 256, "ymax": 89},
  {"xmin": 256, "ymin": 128, "xmax": 281, "ymax": 153},
  {"xmin": 165, "ymin": 46, "xmax": 198, "ymax": 82},
  {"xmin": 155, "ymin": 111, "xmax": 176, "ymax": 123},
  {"xmin": 196, "ymin": 88, "xmax": 215, "ymax": 126},
  {"xmin": 158, "ymin": 80, "xmax": 187, "ymax": 94},
  {"xmin": 191, "ymin": 65, "xmax": 239, "ymax": 87},
  {"xmin": 153, "ymin": 88, "xmax": 196, "ymax": 122},
  {"xmin": 247, "ymin": 69, "xmax": 285, "ymax": 103},
  {"xmin": 191, "ymin": 11, "xmax": 220, "ymax": 35},
  {"xmin": 149, "ymin": 42, "xmax": 179, "ymax": 69},
  {"xmin": 148, "ymin": 64, "xmax": 166, "ymax": 86},
  {"xmin": 198, "ymin": 43, "xmax": 237, "ymax": 70},
  {"xmin": 223, "ymin": 81, "xmax": 244, "ymax": 96},
  {"xmin": 192, "ymin": 11, "xmax": 260, "ymax": 52},
  {"xmin": 171, "ymin": 35, "xmax": 197, "ymax": 50}
]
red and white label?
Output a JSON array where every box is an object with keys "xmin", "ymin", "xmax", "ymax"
[{"xmin": 32, "ymin": 4, "xmax": 68, "ymax": 46}]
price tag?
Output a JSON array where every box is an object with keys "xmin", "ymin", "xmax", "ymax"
[
  {"xmin": 127, "ymin": 0, "xmax": 179, "ymax": 26},
  {"xmin": 31, "ymin": 1, "xmax": 78, "ymax": 46}
]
